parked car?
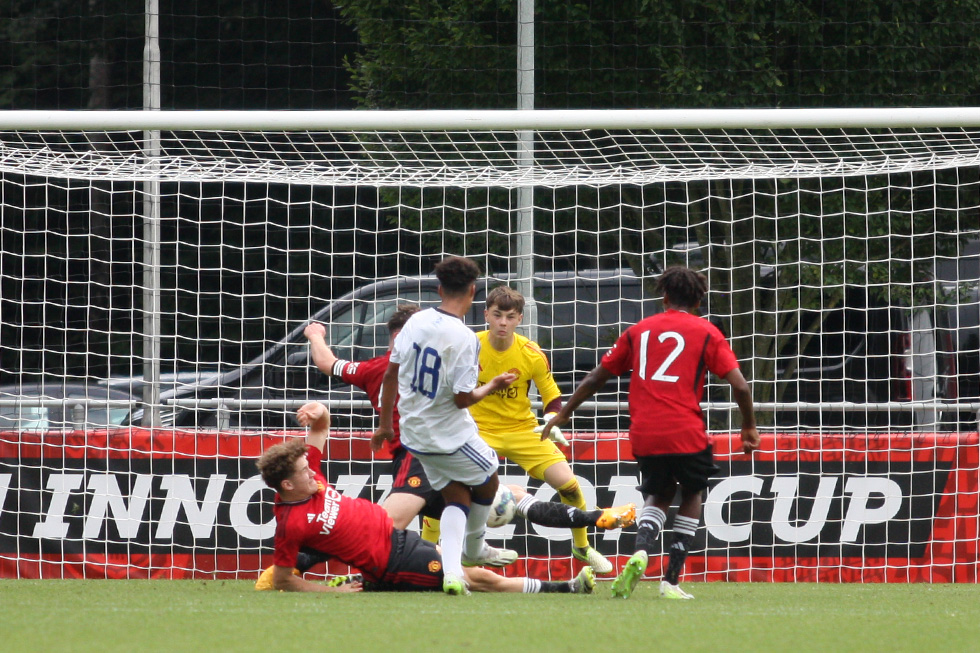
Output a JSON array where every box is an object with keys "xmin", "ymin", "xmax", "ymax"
[
  {"xmin": 0, "ymin": 382, "xmax": 137, "ymax": 431},
  {"xmin": 98, "ymin": 370, "xmax": 221, "ymax": 397},
  {"xmin": 127, "ymin": 269, "xmax": 658, "ymax": 431}
]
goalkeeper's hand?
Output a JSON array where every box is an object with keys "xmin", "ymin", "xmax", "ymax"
[{"xmin": 534, "ymin": 413, "xmax": 570, "ymax": 447}]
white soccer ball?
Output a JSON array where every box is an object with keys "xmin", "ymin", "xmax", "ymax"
[{"xmin": 486, "ymin": 486, "xmax": 516, "ymax": 528}]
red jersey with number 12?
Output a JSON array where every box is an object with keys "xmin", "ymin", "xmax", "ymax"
[
  {"xmin": 601, "ymin": 309, "xmax": 739, "ymax": 456},
  {"xmin": 272, "ymin": 446, "xmax": 393, "ymax": 582}
]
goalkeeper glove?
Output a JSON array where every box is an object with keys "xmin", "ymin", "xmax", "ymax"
[{"xmin": 534, "ymin": 413, "xmax": 570, "ymax": 447}]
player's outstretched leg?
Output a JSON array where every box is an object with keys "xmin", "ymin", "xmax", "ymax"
[
  {"xmin": 516, "ymin": 492, "xmax": 636, "ymax": 530},
  {"xmin": 610, "ymin": 550, "xmax": 648, "ymax": 599},
  {"xmin": 512, "ymin": 489, "xmax": 633, "ymax": 575}
]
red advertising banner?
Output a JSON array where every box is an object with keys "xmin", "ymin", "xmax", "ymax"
[{"xmin": 0, "ymin": 429, "xmax": 977, "ymax": 582}]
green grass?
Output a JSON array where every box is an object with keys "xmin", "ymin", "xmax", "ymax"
[{"xmin": 2, "ymin": 579, "xmax": 979, "ymax": 653}]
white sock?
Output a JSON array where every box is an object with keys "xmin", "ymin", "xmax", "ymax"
[
  {"xmin": 515, "ymin": 494, "xmax": 537, "ymax": 518},
  {"xmin": 440, "ymin": 503, "xmax": 468, "ymax": 577},
  {"xmin": 673, "ymin": 515, "xmax": 698, "ymax": 538},
  {"xmin": 522, "ymin": 578, "xmax": 542, "ymax": 593},
  {"xmin": 639, "ymin": 505, "xmax": 667, "ymax": 532},
  {"xmin": 464, "ymin": 500, "xmax": 492, "ymax": 559}
]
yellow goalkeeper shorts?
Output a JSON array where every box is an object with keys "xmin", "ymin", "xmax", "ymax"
[{"xmin": 478, "ymin": 429, "xmax": 567, "ymax": 480}]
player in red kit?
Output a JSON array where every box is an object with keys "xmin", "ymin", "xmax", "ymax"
[
  {"xmin": 542, "ymin": 266, "xmax": 759, "ymax": 600},
  {"xmin": 257, "ymin": 401, "xmax": 597, "ymax": 594}
]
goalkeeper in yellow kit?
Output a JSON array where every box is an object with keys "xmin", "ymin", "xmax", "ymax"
[{"xmin": 470, "ymin": 285, "xmax": 615, "ymax": 574}]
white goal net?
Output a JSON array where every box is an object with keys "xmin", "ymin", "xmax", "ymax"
[{"xmin": 0, "ymin": 109, "xmax": 977, "ymax": 582}]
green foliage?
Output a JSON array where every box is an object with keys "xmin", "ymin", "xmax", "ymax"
[
  {"xmin": 339, "ymin": 0, "xmax": 980, "ymax": 109},
  {"xmin": 0, "ymin": 1, "xmax": 356, "ymax": 110}
]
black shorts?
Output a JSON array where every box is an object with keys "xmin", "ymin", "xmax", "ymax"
[
  {"xmin": 366, "ymin": 529, "xmax": 443, "ymax": 592},
  {"xmin": 636, "ymin": 445, "xmax": 720, "ymax": 496},
  {"xmin": 390, "ymin": 448, "xmax": 445, "ymax": 520}
]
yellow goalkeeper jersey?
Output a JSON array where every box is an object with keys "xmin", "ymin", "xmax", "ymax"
[{"xmin": 469, "ymin": 330, "xmax": 562, "ymax": 434}]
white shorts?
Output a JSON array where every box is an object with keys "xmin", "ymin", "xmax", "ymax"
[{"xmin": 412, "ymin": 434, "xmax": 499, "ymax": 491}]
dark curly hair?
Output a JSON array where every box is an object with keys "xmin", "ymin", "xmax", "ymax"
[
  {"xmin": 256, "ymin": 438, "xmax": 308, "ymax": 490},
  {"xmin": 656, "ymin": 266, "xmax": 708, "ymax": 310},
  {"xmin": 434, "ymin": 256, "xmax": 480, "ymax": 296}
]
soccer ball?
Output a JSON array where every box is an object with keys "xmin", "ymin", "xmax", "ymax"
[{"xmin": 486, "ymin": 486, "xmax": 516, "ymax": 528}]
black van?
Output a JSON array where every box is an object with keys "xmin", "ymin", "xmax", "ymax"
[{"xmin": 137, "ymin": 269, "xmax": 658, "ymax": 431}]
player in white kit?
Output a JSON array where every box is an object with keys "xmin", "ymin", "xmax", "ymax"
[{"xmin": 373, "ymin": 256, "xmax": 518, "ymax": 596}]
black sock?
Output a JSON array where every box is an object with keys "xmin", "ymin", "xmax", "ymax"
[
  {"xmin": 539, "ymin": 580, "xmax": 572, "ymax": 593},
  {"xmin": 525, "ymin": 501, "xmax": 598, "ymax": 528},
  {"xmin": 635, "ymin": 524, "xmax": 661, "ymax": 555},
  {"xmin": 664, "ymin": 532, "xmax": 693, "ymax": 585}
]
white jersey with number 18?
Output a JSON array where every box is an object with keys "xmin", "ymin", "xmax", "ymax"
[{"xmin": 389, "ymin": 307, "xmax": 481, "ymax": 454}]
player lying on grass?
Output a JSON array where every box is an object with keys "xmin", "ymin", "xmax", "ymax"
[
  {"xmin": 256, "ymin": 482, "xmax": 636, "ymax": 590},
  {"xmin": 255, "ymin": 401, "xmax": 596, "ymax": 595}
]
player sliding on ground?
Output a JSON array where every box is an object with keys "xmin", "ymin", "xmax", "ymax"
[
  {"xmin": 543, "ymin": 266, "xmax": 759, "ymax": 600},
  {"xmin": 470, "ymin": 285, "xmax": 620, "ymax": 574},
  {"xmin": 256, "ymin": 401, "xmax": 596, "ymax": 595}
]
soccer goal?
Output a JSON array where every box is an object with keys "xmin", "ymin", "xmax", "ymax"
[{"xmin": 0, "ymin": 109, "xmax": 977, "ymax": 582}]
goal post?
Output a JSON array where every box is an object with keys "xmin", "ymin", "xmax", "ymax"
[{"xmin": 0, "ymin": 109, "xmax": 977, "ymax": 582}]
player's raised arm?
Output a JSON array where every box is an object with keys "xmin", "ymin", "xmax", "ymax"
[
  {"xmin": 295, "ymin": 401, "xmax": 330, "ymax": 453},
  {"xmin": 303, "ymin": 322, "xmax": 340, "ymax": 375},
  {"xmin": 372, "ymin": 360, "xmax": 399, "ymax": 451}
]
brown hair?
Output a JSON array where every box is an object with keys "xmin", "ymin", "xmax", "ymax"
[
  {"xmin": 387, "ymin": 303, "xmax": 421, "ymax": 334},
  {"xmin": 434, "ymin": 256, "xmax": 480, "ymax": 296},
  {"xmin": 656, "ymin": 266, "xmax": 708, "ymax": 309},
  {"xmin": 485, "ymin": 285, "xmax": 525, "ymax": 314},
  {"xmin": 256, "ymin": 438, "xmax": 308, "ymax": 490}
]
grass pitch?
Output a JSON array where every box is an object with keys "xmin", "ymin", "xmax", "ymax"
[{"xmin": 2, "ymin": 579, "xmax": 978, "ymax": 653}]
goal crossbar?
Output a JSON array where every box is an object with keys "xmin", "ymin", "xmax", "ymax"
[
  {"xmin": 5, "ymin": 108, "xmax": 980, "ymax": 131},
  {"xmin": 4, "ymin": 109, "xmax": 980, "ymax": 187}
]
